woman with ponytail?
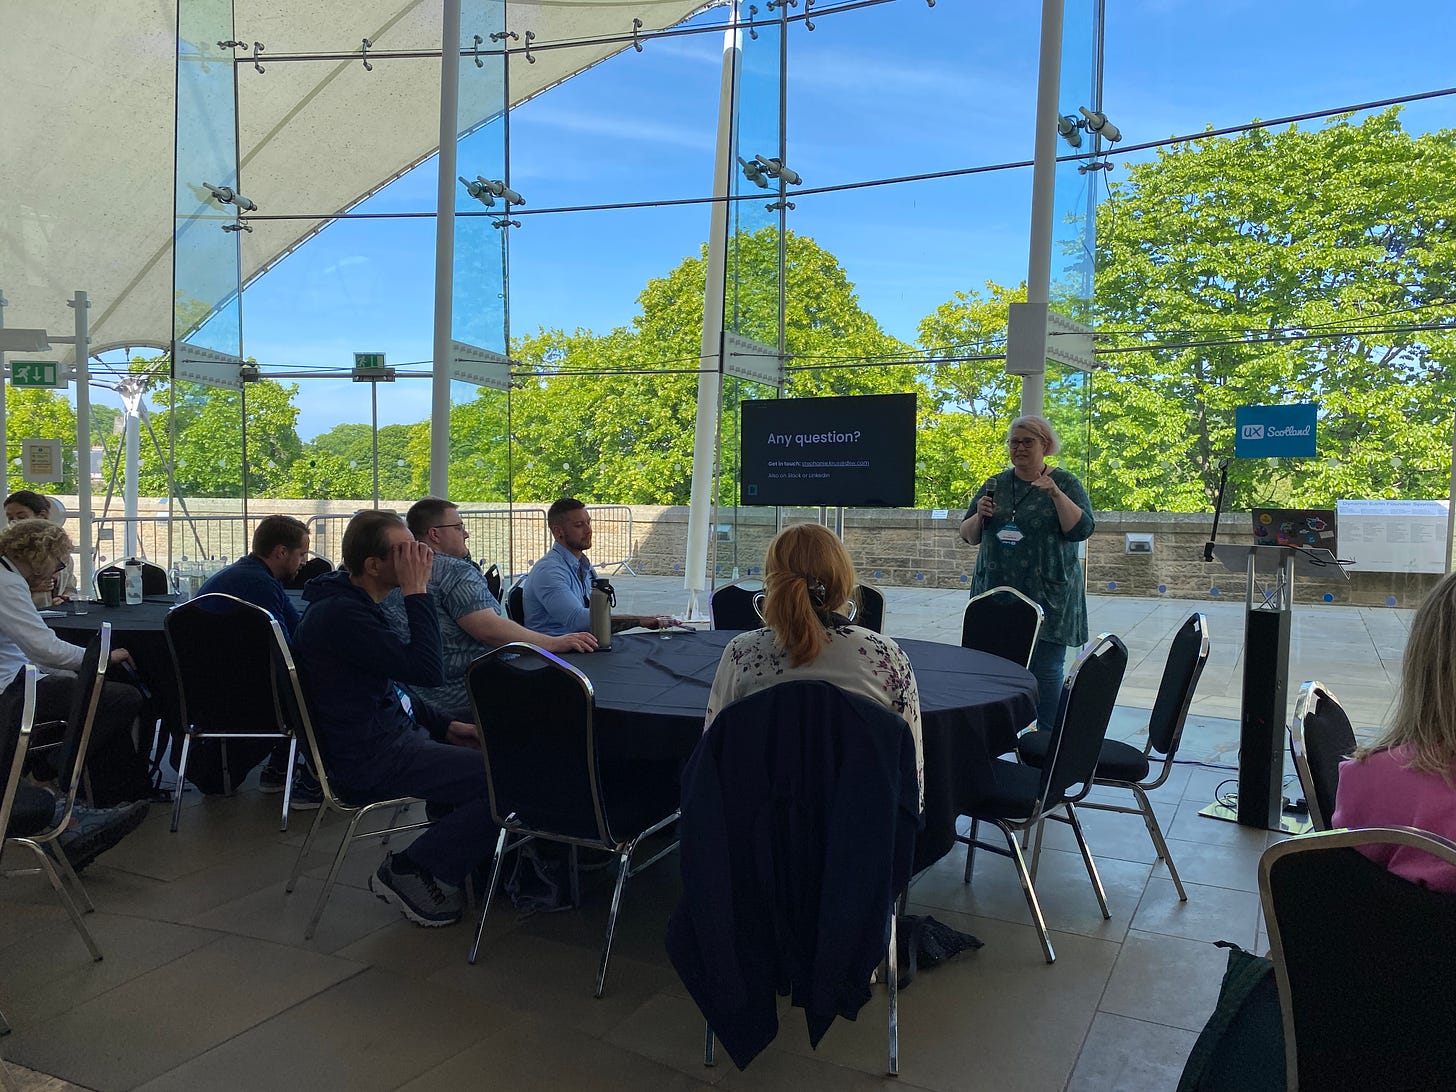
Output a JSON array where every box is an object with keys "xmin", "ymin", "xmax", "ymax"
[{"xmin": 704, "ymin": 523, "xmax": 923, "ymax": 803}]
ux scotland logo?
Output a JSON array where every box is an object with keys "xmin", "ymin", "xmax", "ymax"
[{"xmin": 1241, "ymin": 424, "xmax": 1265, "ymax": 440}]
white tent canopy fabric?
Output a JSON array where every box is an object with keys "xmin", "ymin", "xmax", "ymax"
[{"xmin": 0, "ymin": 0, "xmax": 716, "ymax": 359}]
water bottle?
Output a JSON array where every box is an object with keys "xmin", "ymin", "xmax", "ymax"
[
  {"xmin": 171, "ymin": 560, "xmax": 189, "ymax": 603},
  {"xmin": 123, "ymin": 557, "xmax": 143, "ymax": 605},
  {"xmin": 590, "ymin": 582, "xmax": 613, "ymax": 651}
]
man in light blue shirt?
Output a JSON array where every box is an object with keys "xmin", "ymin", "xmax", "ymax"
[
  {"xmin": 382, "ymin": 497, "xmax": 596, "ymax": 718},
  {"xmin": 522, "ymin": 498, "xmax": 673, "ymax": 636}
]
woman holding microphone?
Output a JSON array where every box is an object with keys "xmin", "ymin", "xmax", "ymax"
[{"xmin": 960, "ymin": 415, "xmax": 1094, "ymax": 731}]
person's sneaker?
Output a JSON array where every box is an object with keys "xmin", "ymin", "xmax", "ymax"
[
  {"xmin": 58, "ymin": 800, "xmax": 150, "ymax": 873},
  {"xmin": 258, "ymin": 763, "xmax": 290, "ymax": 794},
  {"xmin": 287, "ymin": 768, "xmax": 324, "ymax": 811},
  {"xmin": 368, "ymin": 852, "xmax": 463, "ymax": 927}
]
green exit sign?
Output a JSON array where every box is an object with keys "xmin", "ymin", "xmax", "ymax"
[
  {"xmin": 353, "ymin": 352, "xmax": 386, "ymax": 370},
  {"xmin": 10, "ymin": 360, "xmax": 65, "ymax": 388}
]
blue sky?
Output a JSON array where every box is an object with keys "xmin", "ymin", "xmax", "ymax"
[{"xmin": 113, "ymin": 0, "xmax": 1455, "ymax": 440}]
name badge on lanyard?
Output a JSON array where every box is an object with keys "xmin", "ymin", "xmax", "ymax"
[{"xmin": 997, "ymin": 522, "xmax": 1024, "ymax": 548}]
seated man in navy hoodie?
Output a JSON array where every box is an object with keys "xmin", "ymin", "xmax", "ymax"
[{"xmin": 293, "ymin": 510, "xmax": 493, "ymax": 927}]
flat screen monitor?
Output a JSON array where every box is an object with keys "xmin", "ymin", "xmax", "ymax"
[{"xmin": 739, "ymin": 392, "xmax": 916, "ymax": 508}]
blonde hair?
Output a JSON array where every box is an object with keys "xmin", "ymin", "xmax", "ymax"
[
  {"xmin": 1359, "ymin": 571, "xmax": 1456, "ymax": 775},
  {"xmin": 0, "ymin": 518, "xmax": 73, "ymax": 574},
  {"xmin": 761, "ymin": 523, "xmax": 857, "ymax": 667},
  {"xmin": 1008, "ymin": 414, "xmax": 1061, "ymax": 456}
]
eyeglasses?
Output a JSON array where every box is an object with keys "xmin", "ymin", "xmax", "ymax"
[
  {"xmin": 1007, "ymin": 437, "xmax": 1039, "ymax": 448},
  {"xmin": 433, "ymin": 522, "xmax": 466, "ymax": 532}
]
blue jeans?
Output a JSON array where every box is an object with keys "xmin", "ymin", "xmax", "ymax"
[{"xmin": 1028, "ymin": 639, "xmax": 1071, "ymax": 730}]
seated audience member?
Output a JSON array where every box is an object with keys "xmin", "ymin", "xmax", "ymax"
[
  {"xmin": 4, "ymin": 490, "xmax": 77, "ymax": 601},
  {"xmin": 704, "ymin": 522, "xmax": 924, "ymax": 805},
  {"xmin": 196, "ymin": 514, "xmax": 319, "ymax": 805},
  {"xmin": 0, "ymin": 519, "xmax": 152, "ymax": 805},
  {"xmin": 293, "ymin": 510, "xmax": 496, "ymax": 927},
  {"xmin": 381, "ymin": 497, "xmax": 595, "ymax": 720},
  {"xmin": 1333, "ymin": 569, "xmax": 1456, "ymax": 892},
  {"xmin": 6, "ymin": 782, "xmax": 149, "ymax": 873},
  {"xmin": 521, "ymin": 497, "xmax": 675, "ymax": 636}
]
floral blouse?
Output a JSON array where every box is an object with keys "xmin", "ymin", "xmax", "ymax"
[{"xmin": 705, "ymin": 623, "xmax": 924, "ymax": 809}]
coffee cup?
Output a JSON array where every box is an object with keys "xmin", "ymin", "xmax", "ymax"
[{"xmin": 98, "ymin": 569, "xmax": 124, "ymax": 608}]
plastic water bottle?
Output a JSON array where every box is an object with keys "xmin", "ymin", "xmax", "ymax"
[
  {"xmin": 171, "ymin": 560, "xmax": 188, "ymax": 603},
  {"xmin": 123, "ymin": 557, "xmax": 143, "ymax": 605}
]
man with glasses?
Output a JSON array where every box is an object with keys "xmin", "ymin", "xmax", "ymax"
[{"xmin": 381, "ymin": 497, "xmax": 597, "ymax": 721}]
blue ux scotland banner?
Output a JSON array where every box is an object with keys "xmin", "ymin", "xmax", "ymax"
[{"xmin": 1235, "ymin": 403, "xmax": 1317, "ymax": 458}]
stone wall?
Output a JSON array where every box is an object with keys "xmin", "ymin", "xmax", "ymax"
[{"xmin": 52, "ymin": 496, "xmax": 1440, "ymax": 608}]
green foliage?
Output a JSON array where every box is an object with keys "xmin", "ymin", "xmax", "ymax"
[
  {"xmin": 139, "ymin": 379, "xmax": 303, "ymax": 497},
  {"xmin": 1090, "ymin": 109, "xmax": 1456, "ymax": 510},
  {"xmin": 290, "ymin": 422, "xmax": 422, "ymax": 501}
]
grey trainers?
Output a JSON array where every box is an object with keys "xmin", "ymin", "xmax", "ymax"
[
  {"xmin": 59, "ymin": 800, "xmax": 150, "ymax": 873},
  {"xmin": 368, "ymin": 852, "xmax": 463, "ymax": 927},
  {"xmin": 287, "ymin": 768, "xmax": 324, "ymax": 811}
]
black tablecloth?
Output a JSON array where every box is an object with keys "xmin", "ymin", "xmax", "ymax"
[
  {"xmin": 46, "ymin": 596, "xmax": 182, "ymax": 755},
  {"xmin": 563, "ymin": 629, "xmax": 1037, "ymax": 872}
]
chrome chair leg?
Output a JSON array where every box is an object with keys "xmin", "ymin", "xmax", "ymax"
[
  {"xmin": 285, "ymin": 806, "xmax": 329, "ymax": 894},
  {"xmin": 704, "ymin": 1025, "xmax": 715, "ymax": 1067},
  {"xmin": 1065, "ymin": 803, "xmax": 1110, "ymax": 920},
  {"xmin": 26, "ymin": 843, "xmax": 102, "ymax": 961},
  {"xmin": 469, "ymin": 826, "xmax": 512, "ymax": 964},
  {"xmin": 1029, "ymin": 816, "xmax": 1047, "ymax": 883},
  {"xmin": 1134, "ymin": 785, "xmax": 1186, "ymax": 901},
  {"xmin": 303, "ymin": 809, "xmax": 368, "ymax": 941},
  {"xmin": 1002, "ymin": 823, "xmax": 1054, "ymax": 963},
  {"xmin": 169, "ymin": 734, "xmax": 193, "ymax": 832},
  {"xmin": 278, "ymin": 736, "xmax": 298, "ymax": 832},
  {"xmin": 47, "ymin": 842, "xmax": 95, "ymax": 912},
  {"xmin": 594, "ymin": 847, "xmax": 633, "ymax": 999},
  {"xmin": 886, "ymin": 905, "xmax": 899, "ymax": 1076},
  {"xmin": 963, "ymin": 817, "xmax": 980, "ymax": 883}
]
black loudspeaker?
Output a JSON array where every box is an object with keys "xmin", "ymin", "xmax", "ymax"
[{"xmin": 1238, "ymin": 608, "xmax": 1291, "ymax": 828}]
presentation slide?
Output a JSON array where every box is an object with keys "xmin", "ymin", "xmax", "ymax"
[{"xmin": 740, "ymin": 392, "xmax": 916, "ymax": 508}]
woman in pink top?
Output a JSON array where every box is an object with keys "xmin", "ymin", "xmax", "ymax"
[{"xmin": 1332, "ymin": 570, "xmax": 1456, "ymax": 893}]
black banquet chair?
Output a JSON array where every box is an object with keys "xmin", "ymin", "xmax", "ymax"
[
  {"xmin": 1260, "ymin": 827, "xmax": 1456, "ymax": 1091},
  {"xmin": 480, "ymin": 562, "xmax": 503, "ymax": 605},
  {"xmin": 1017, "ymin": 612, "xmax": 1210, "ymax": 900},
  {"xmin": 668, "ymin": 680, "xmax": 918, "ymax": 1075},
  {"xmin": 710, "ymin": 579, "xmax": 764, "ymax": 630},
  {"xmin": 2, "ymin": 628, "xmax": 119, "ymax": 963},
  {"xmin": 961, "ymin": 633, "xmax": 1128, "ymax": 963},
  {"xmin": 94, "ymin": 560, "xmax": 170, "ymax": 597},
  {"xmin": 1288, "ymin": 680, "xmax": 1356, "ymax": 832},
  {"xmin": 854, "ymin": 583, "xmax": 886, "ymax": 634},
  {"xmin": 505, "ymin": 582, "xmax": 525, "ymax": 624},
  {"xmin": 164, "ymin": 593, "xmax": 303, "ymax": 832},
  {"xmin": 961, "ymin": 585, "xmax": 1044, "ymax": 669},
  {"xmin": 283, "ymin": 555, "xmax": 333, "ymax": 590},
  {"xmin": 465, "ymin": 643, "xmax": 680, "ymax": 998}
]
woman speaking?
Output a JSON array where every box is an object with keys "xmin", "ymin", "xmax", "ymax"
[{"xmin": 959, "ymin": 415, "xmax": 1094, "ymax": 730}]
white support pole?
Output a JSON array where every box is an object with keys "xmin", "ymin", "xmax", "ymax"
[
  {"xmin": 124, "ymin": 398, "xmax": 140, "ymax": 558},
  {"xmin": 69, "ymin": 291, "xmax": 94, "ymax": 593},
  {"xmin": 1008, "ymin": 0, "xmax": 1065, "ymax": 416},
  {"xmin": 429, "ymin": 0, "xmax": 463, "ymax": 499},
  {"xmin": 682, "ymin": 28, "xmax": 741, "ymax": 622}
]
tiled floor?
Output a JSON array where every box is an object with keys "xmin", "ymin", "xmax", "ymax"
[{"xmin": 0, "ymin": 582, "xmax": 1408, "ymax": 1091}]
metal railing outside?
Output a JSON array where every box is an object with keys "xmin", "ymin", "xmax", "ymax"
[{"xmin": 92, "ymin": 514, "xmax": 265, "ymax": 569}]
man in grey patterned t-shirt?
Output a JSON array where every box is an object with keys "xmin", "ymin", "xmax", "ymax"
[{"xmin": 380, "ymin": 497, "xmax": 597, "ymax": 719}]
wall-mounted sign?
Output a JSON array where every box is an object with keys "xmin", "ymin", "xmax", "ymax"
[
  {"xmin": 10, "ymin": 360, "xmax": 66, "ymax": 388},
  {"xmin": 1235, "ymin": 403, "xmax": 1317, "ymax": 458},
  {"xmin": 21, "ymin": 438, "xmax": 63, "ymax": 483}
]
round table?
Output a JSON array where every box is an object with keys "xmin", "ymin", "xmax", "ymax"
[
  {"xmin": 562, "ymin": 628, "xmax": 1036, "ymax": 871},
  {"xmin": 46, "ymin": 596, "xmax": 182, "ymax": 758}
]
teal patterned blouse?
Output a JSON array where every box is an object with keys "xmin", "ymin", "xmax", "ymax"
[{"xmin": 965, "ymin": 466, "xmax": 1094, "ymax": 647}]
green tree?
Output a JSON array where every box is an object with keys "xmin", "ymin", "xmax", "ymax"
[
  {"xmin": 292, "ymin": 422, "xmax": 423, "ymax": 500},
  {"xmin": 1090, "ymin": 109, "xmax": 1456, "ymax": 511}
]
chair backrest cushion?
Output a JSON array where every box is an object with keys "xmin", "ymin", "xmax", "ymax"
[
  {"xmin": 1300, "ymin": 685, "xmax": 1355, "ymax": 829},
  {"xmin": 666, "ymin": 679, "xmax": 919, "ymax": 1070},
  {"xmin": 1040, "ymin": 634, "xmax": 1128, "ymax": 806},
  {"xmin": 505, "ymin": 583, "xmax": 525, "ymax": 624},
  {"xmin": 854, "ymin": 585, "xmax": 885, "ymax": 634},
  {"xmin": 962, "ymin": 587, "xmax": 1043, "ymax": 668},
  {"xmin": 466, "ymin": 644, "xmax": 605, "ymax": 842},
  {"xmin": 1148, "ymin": 613, "xmax": 1210, "ymax": 756},
  {"xmin": 1261, "ymin": 828, "xmax": 1456, "ymax": 1090},
  {"xmin": 166, "ymin": 594, "xmax": 292, "ymax": 737},
  {"xmin": 284, "ymin": 555, "xmax": 333, "ymax": 589},
  {"xmin": 710, "ymin": 581, "xmax": 763, "ymax": 631}
]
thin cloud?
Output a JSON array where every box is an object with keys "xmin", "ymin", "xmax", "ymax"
[{"xmin": 518, "ymin": 103, "xmax": 714, "ymax": 152}]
